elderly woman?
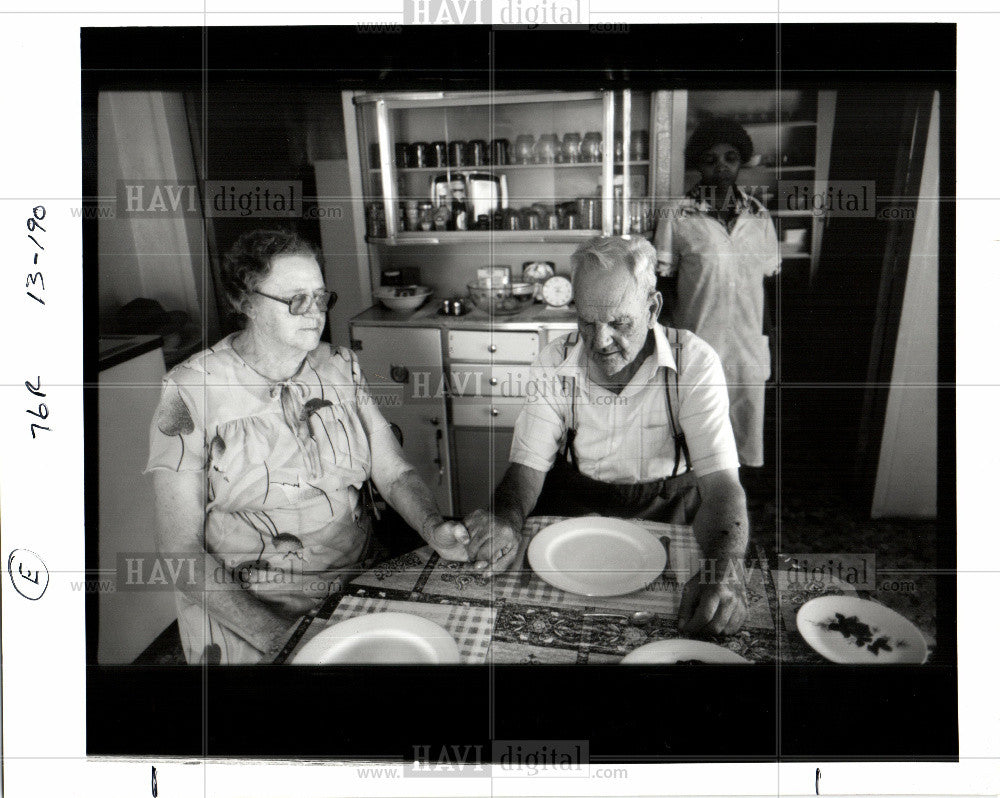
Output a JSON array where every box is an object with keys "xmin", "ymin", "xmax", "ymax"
[{"xmin": 146, "ymin": 229, "xmax": 469, "ymax": 664}]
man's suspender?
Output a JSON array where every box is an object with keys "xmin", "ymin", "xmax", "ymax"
[
  {"xmin": 664, "ymin": 329, "xmax": 692, "ymax": 477},
  {"xmin": 558, "ymin": 329, "xmax": 692, "ymax": 476}
]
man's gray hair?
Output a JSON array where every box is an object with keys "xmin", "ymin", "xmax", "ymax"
[{"xmin": 570, "ymin": 236, "xmax": 658, "ymax": 297}]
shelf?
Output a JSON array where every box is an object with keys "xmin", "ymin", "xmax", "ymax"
[
  {"xmin": 780, "ymin": 252, "xmax": 811, "ymax": 260},
  {"xmin": 368, "ymin": 230, "xmax": 603, "ymax": 245},
  {"xmin": 372, "ymin": 160, "xmax": 650, "ymax": 174},
  {"xmin": 745, "ymin": 164, "xmax": 816, "ymax": 172},
  {"xmin": 743, "ymin": 120, "xmax": 818, "ymax": 130},
  {"xmin": 366, "ymin": 229, "xmax": 653, "ymax": 245}
]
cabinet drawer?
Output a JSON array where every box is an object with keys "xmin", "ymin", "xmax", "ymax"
[
  {"xmin": 447, "ymin": 330, "xmax": 539, "ymax": 363},
  {"xmin": 451, "ymin": 398, "xmax": 523, "ymax": 428},
  {"xmin": 449, "ymin": 363, "xmax": 534, "ymax": 397}
]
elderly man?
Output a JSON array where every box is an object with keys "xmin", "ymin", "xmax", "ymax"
[{"xmin": 464, "ymin": 236, "xmax": 750, "ymax": 636}]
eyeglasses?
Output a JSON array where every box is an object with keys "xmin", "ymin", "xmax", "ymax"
[{"xmin": 253, "ymin": 288, "xmax": 338, "ymax": 315}]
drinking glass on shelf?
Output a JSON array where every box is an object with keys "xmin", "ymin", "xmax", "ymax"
[
  {"xmin": 535, "ymin": 134, "xmax": 559, "ymax": 164},
  {"xmin": 582, "ymin": 131, "xmax": 602, "ymax": 163},
  {"xmin": 629, "ymin": 130, "xmax": 649, "ymax": 161},
  {"xmin": 561, "ymin": 132, "xmax": 582, "ymax": 163},
  {"xmin": 514, "ymin": 135, "xmax": 535, "ymax": 165}
]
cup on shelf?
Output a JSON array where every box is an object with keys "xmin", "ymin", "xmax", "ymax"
[{"xmin": 782, "ymin": 228, "xmax": 807, "ymax": 252}]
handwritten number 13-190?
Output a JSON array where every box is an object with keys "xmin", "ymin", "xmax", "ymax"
[
  {"xmin": 26, "ymin": 205, "xmax": 45, "ymax": 305},
  {"xmin": 26, "ymin": 377, "xmax": 50, "ymax": 438}
]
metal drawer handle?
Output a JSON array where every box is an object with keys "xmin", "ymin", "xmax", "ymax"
[
  {"xmin": 490, "ymin": 407, "xmax": 500, "ymax": 417},
  {"xmin": 488, "ymin": 344, "xmax": 498, "ymax": 353}
]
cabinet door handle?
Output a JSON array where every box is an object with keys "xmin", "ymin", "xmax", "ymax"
[
  {"xmin": 490, "ymin": 407, "xmax": 500, "ymax": 417},
  {"xmin": 489, "ymin": 377, "xmax": 498, "ymax": 386},
  {"xmin": 488, "ymin": 344, "xmax": 498, "ymax": 353},
  {"xmin": 433, "ymin": 427, "xmax": 445, "ymax": 483}
]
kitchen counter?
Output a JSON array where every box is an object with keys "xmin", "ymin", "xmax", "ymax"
[
  {"xmin": 98, "ymin": 334, "xmax": 163, "ymax": 371},
  {"xmin": 351, "ymin": 300, "xmax": 579, "ymax": 331}
]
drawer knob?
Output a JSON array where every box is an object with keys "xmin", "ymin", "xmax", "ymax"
[
  {"xmin": 488, "ymin": 344, "xmax": 498, "ymax": 353},
  {"xmin": 489, "ymin": 377, "xmax": 498, "ymax": 386},
  {"xmin": 490, "ymin": 407, "xmax": 500, "ymax": 417}
]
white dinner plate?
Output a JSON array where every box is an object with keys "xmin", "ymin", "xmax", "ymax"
[
  {"xmin": 291, "ymin": 612, "xmax": 460, "ymax": 665},
  {"xmin": 527, "ymin": 517, "xmax": 667, "ymax": 597},
  {"xmin": 621, "ymin": 639, "xmax": 749, "ymax": 665},
  {"xmin": 796, "ymin": 595, "xmax": 928, "ymax": 664}
]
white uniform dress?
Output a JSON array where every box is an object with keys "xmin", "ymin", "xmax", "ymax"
[{"xmin": 654, "ymin": 188, "xmax": 780, "ymax": 467}]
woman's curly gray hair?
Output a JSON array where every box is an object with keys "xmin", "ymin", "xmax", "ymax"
[
  {"xmin": 221, "ymin": 229, "xmax": 321, "ymax": 320},
  {"xmin": 570, "ymin": 236, "xmax": 658, "ymax": 297}
]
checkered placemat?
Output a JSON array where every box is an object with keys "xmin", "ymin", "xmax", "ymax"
[
  {"xmin": 414, "ymin": 516, "xmax": 701, "ymax": 616},
  {"xmin": 292, "ymin": 595, "xmax": 496, "ymax": 664}
]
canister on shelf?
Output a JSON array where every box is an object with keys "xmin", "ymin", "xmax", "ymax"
[
  {"xmin": 578, "ymin": 196, "xmax": 600, "ymax": 230},
  {"xmin": 448, "ymin": 140, "xmax": 467, "ymax": 168},
  {"xmin": 430, "ymin": 140, "xmax": 448, "ymax": 167},
  {"xmin": 469, "ymin": 139, "xmax": 488, "ymax": 166},
  {"xmin": 417, "ymin": 200, "xmax": 434, "ymax": 231},
  {"xmin": 612, "ymin": 175, "xmax": 624, "ymax": 235},
  {"xmin": 629, "ymin": 129, "xmax": 649, "ymax": 161},
  {"xmin": 405, "ymin": 200, "xmax": 419, "ymax": 231},
  {"xmin": 410, "ymin": 141, "xmax": 429, "ymax": 168},
  {"xmin": 490, "ymin": 138, "xmax": 510, "ymax": 165},
  {"xmin": 395, "ymin": 142, "xmax": 411, "ymax": 168},
  {"xmin": 365, "ymin": 202, "xmax": 386, "ymax": 238}
]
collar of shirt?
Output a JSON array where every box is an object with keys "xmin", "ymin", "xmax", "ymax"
[{"xmin": 554, "ymin": 323, "xmax": 678, "ymax": 398}]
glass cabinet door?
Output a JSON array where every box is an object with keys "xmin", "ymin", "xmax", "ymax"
[
  {"xmin": 616, "ymin": 89, "xmax": 653, "ymax": 235},
  {"xmin": 354, "ymin": 90, "xmax": 656, "ymax": 243}
]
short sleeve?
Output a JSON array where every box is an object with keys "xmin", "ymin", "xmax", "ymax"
[
  {"xmin": 653, "ymin": 202, "xmax": 679, "ymax": 277},
  {"xmin": 339, "ymin": 347, "xmax": 393, "ymax": 440},
  {"xmin": 759, "ymin": 209, "xmax": 781, "ymax": 277},
  {"xmin": 676, "ymin": 334, "xmax": 740, "ymax": 478},
  {"xmin": 509, "ymin": 351, "xmax": 573, "ymax": 475},
  {"xmin": 145, "ymin": 376, "xmax": 207, "ymax": 473}
]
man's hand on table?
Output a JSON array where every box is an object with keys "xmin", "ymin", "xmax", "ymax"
[
  {"xmin": 678, "ymin": 566, "xmax": 749, "ymax": 637},
  {"xmin": 463, "ymin": 509, "xmax": 521, "ymax": 572},
  {"xmin": 426, "ymin": 519, "xmax": 474, "ymax": 563}
]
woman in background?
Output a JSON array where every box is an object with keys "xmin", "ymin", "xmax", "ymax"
[
  {"xmin": 654, "ymin": 119, "xmax": 780, "ymax": 469},
  {"xmin": 147, "ymin": 229, "xmax": 469, "ymax": 664}
]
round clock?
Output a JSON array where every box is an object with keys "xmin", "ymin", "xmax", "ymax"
[{"xmin": 541, "ymin": 275, "xmax": 573, "ymax": 308}]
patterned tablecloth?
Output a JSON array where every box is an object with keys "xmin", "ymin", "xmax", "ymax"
[{"xmin": 272, "ymin": 516, "xmax": 936, "ymax": 665}]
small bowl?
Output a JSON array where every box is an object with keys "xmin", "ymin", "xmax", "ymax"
[
  {"xmin": 375, "ymin": 285, "xmax": 433, "ymax": 313},
  {"xmin": 466, "ymin": 281, "xmax": 535, "ymax": 315}
]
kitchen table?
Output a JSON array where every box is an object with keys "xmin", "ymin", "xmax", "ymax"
[{"xmin": 271, "ymin": 516, "xmax": 937, "ymax": 665}]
